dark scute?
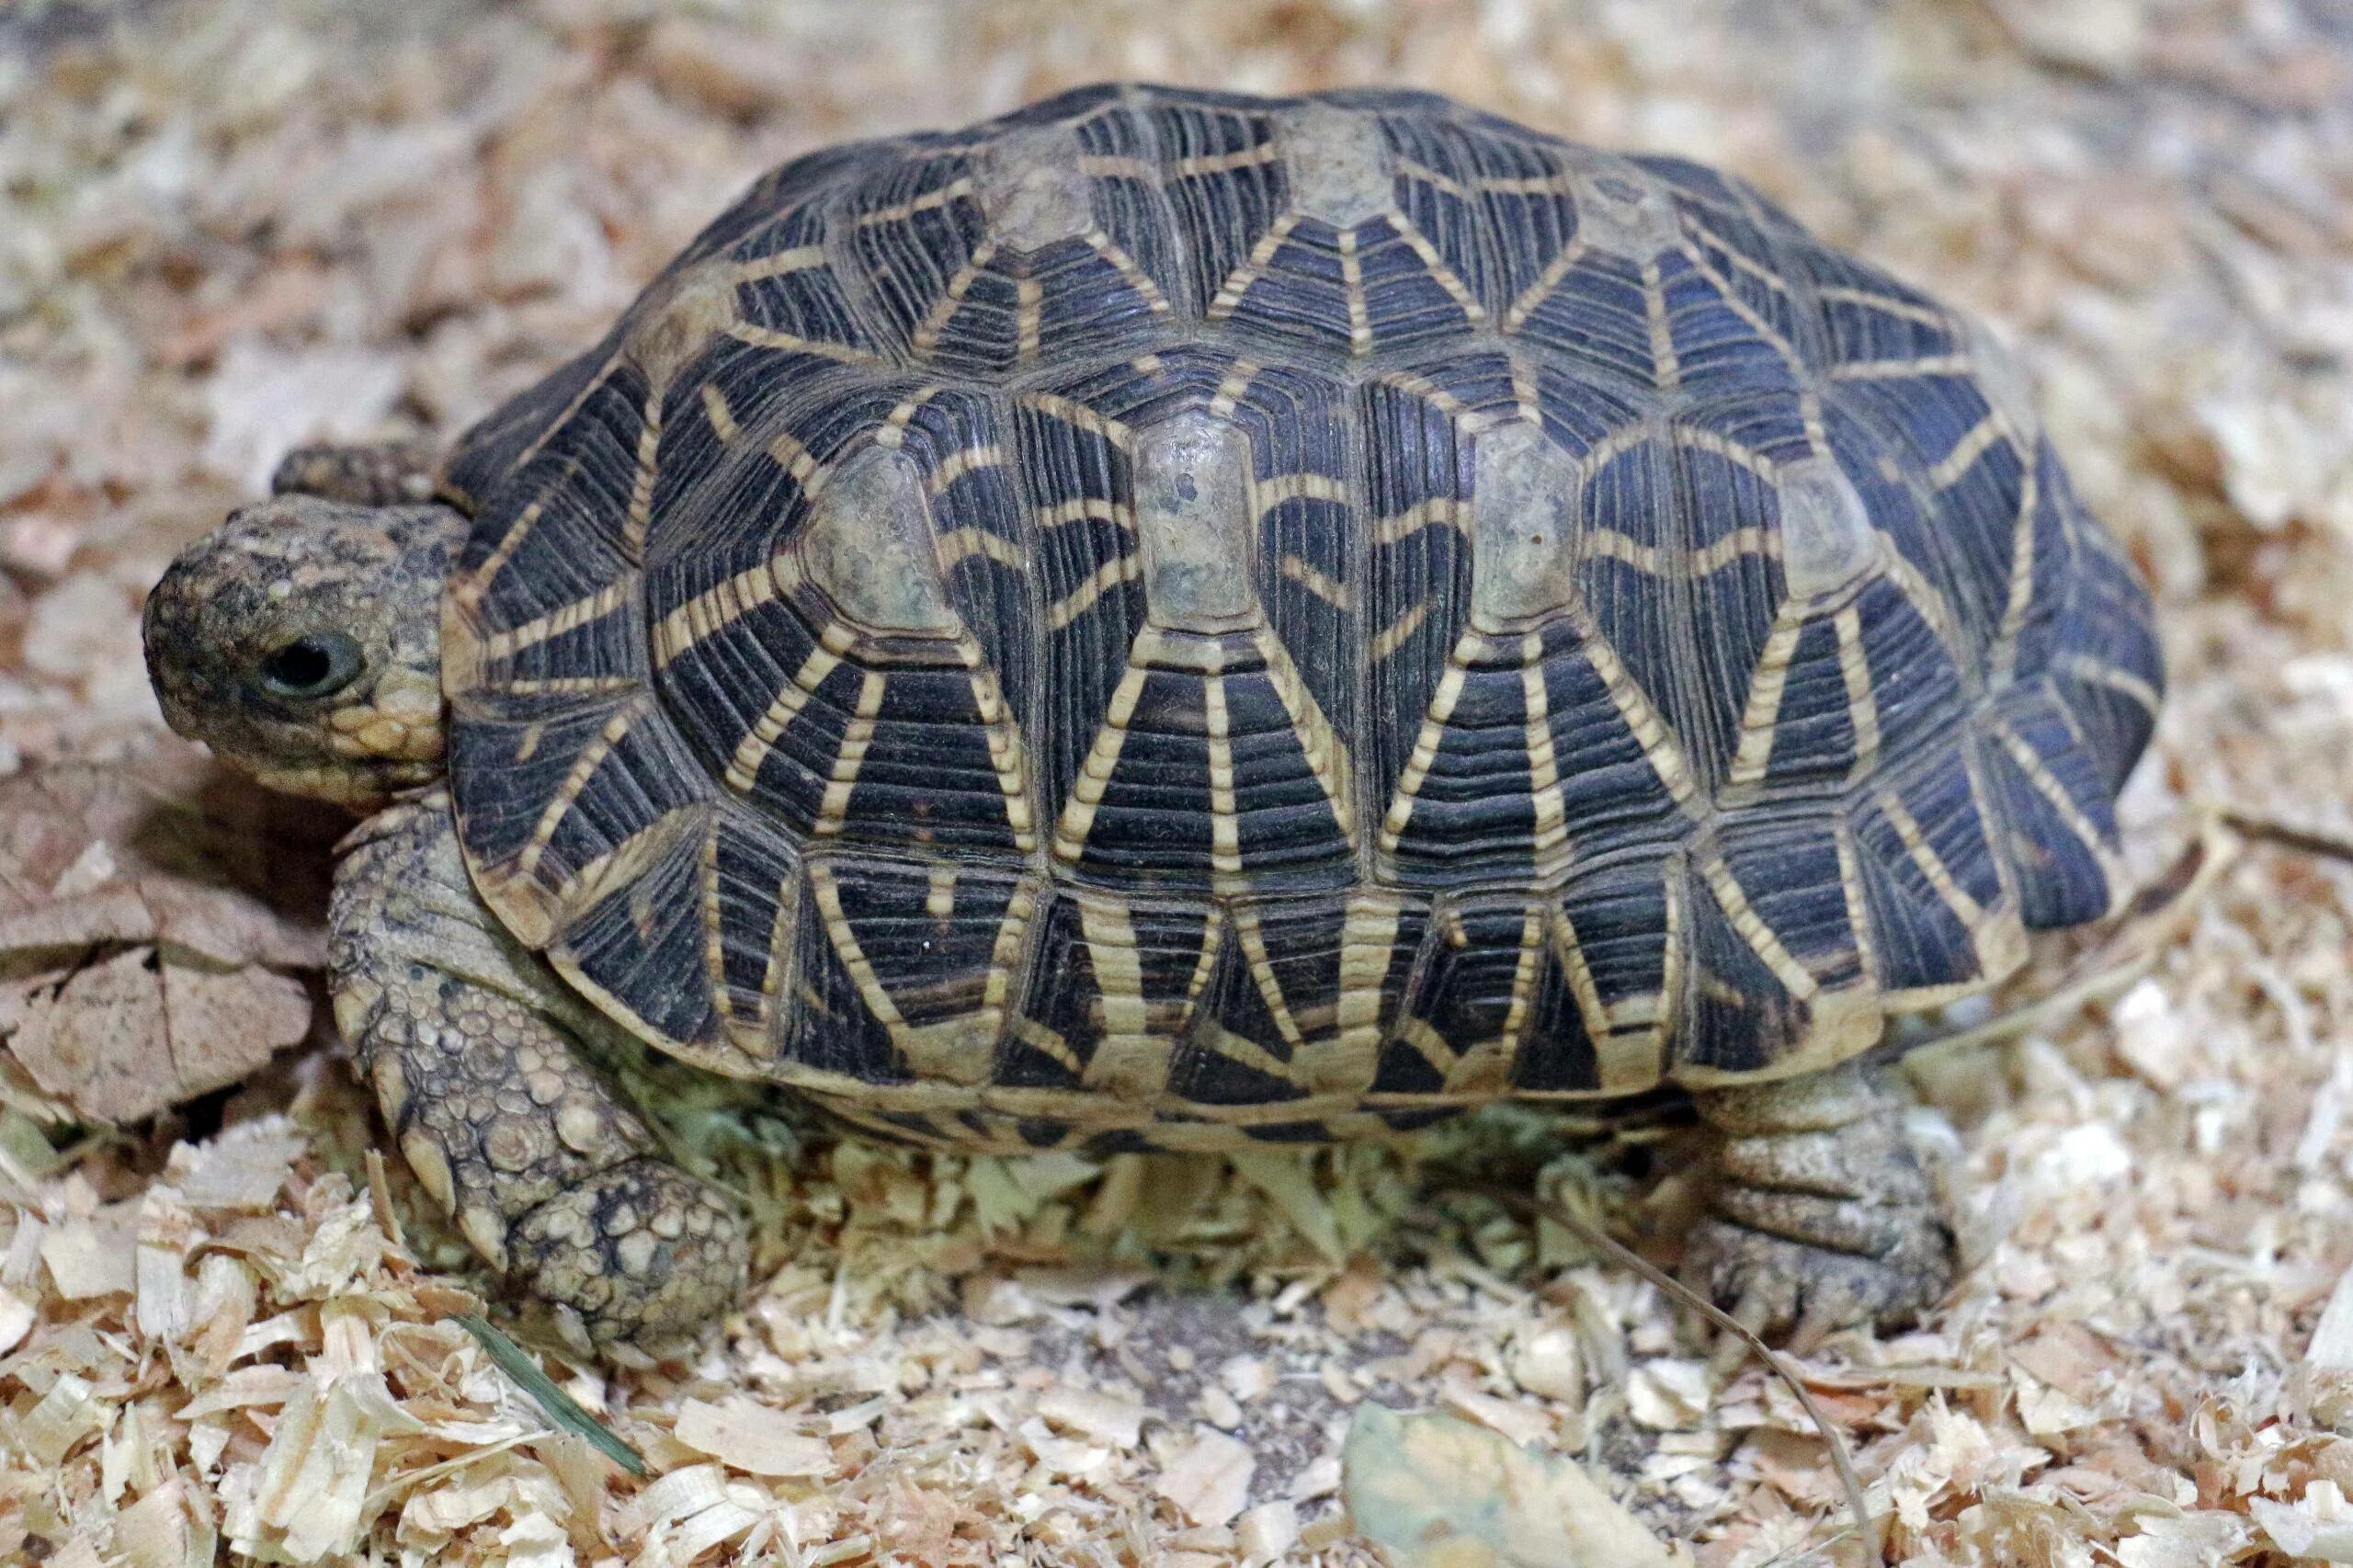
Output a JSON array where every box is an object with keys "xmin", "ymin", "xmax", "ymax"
[
  {"xmin": 1558, "ymin": 857, "xmax": 1677, "ymax": 1013},
  {"xmin": 1677, "ymin": 865, "xmax": 1813, "ymax": 1077},
  {"xmin": 706, "ymin": 810, "xmax": 802, "ymax": 1037},
  {"xmin": 1719, "ymin": 818, "xmax": 1867, "ymax": 991},
  {"xmin": 1852, "ymin": 802, "xmax": 1983, "ymax": 995},
  {"xmin": 1983, "ymin": 696, "xmax": 2120, "ymax": 929},
  {"xmin": 1506, "ymin": 966, "xmax": 1603, "ymax": 1095},
  {"xmin": 549, "ymin": 809, "xmax": 722, "ymax": 1051}
]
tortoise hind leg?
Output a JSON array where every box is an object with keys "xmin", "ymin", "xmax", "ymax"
[
  {"xmin": 329, "ymin": 791, "xmax": 749, "ymax": 1350},
  {"xmin": 1686, "ymin": 1062, "xmax": 1955, "ymax": 1346}
]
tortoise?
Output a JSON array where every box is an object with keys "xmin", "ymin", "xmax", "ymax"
[{"xmin": 142, "ymin": 84, "xmax": 2162, "ymax": 1349}]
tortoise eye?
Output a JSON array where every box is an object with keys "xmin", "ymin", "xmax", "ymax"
[{"xmin": 258, "ymin": 631, "xmax": 364, "ymax": 699}]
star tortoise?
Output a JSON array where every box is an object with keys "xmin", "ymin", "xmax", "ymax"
[{"xmin": 143, "ymin": 84, "xmax": 2162, "ymax": 1348}]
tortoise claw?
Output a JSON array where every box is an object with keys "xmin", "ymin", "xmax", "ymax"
[{"xmin": 1688, "ymin": 1062, "xmax": 1957, "ymax": 1343}]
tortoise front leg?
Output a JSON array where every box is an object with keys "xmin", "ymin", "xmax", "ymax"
[
  {"xmin": 1686, "ymin": 1062, "xmax": 1956, "ymax": 1346},
  {"xmin": 329, "ymin": 791, "xmax": 749, "ymax": 1349}
]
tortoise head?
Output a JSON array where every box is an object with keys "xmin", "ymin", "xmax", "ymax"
[{"xmin": 142, "ymin": 495, "xmax": 468, "ymax": 809}]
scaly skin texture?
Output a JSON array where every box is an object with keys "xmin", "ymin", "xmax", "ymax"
[
  {"xmin": 142, "ymin": 486, "xmax": 464, "ymax": 809},
  {"xmin": 1684, "ymin": 1062, "xmax": 1957, "ymax": 1346},
  {"xmin": 271, "ymin": 438, "xmax": 444, "ymax": 508},
  {"xmin": 329, "ymin": 791, "xmax": 749, "ymax": 1348}
]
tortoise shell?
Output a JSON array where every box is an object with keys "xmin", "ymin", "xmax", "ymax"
[{"xmin": 438, "ymin": 84, "xmax": 2161, "ymax": 1154}]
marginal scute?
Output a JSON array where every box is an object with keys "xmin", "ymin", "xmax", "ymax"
[
  {"xmin": 1279, "ymin": 102, "xmax": 1396, "ymax": 228},
  {"xmin": 975, "ymin": 123, "xmax": 1095, "ymax": 251},
  {"xmin": 1132, "ymin": 409, "xmax": 1260, "ymax": 633},
  {"xmin": 1564, "ymin": 157, "xmax": 1680, "ymax": 260},
  {"xmin": 1468, "ymin": 422, "xmax": 1583, "ymax": 630},
  {"xmin": 1677, "ymin": 986, "xmax": 1886, "ymax": 1090},
  {"xmin": 1776, "ymin": 456, "xmax": 1880, "ymax": 601},
  {"xmin": 800, "ymin": 443, "xmax": 961, "ymax": 635}
]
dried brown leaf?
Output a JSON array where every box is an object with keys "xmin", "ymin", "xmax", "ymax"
[{"xmin": 0, "ymin": 745, "xmax": 332, "ymax": 1120}]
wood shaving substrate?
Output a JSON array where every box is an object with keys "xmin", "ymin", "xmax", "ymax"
[{"xmin": 2, "ymin": 1, "xmax": 2350, "ymax": 1563}]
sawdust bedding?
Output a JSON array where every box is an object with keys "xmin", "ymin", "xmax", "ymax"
[{"xmin": 2, "ymin": 1, "xmax": 2350, "ymax": 1563}]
